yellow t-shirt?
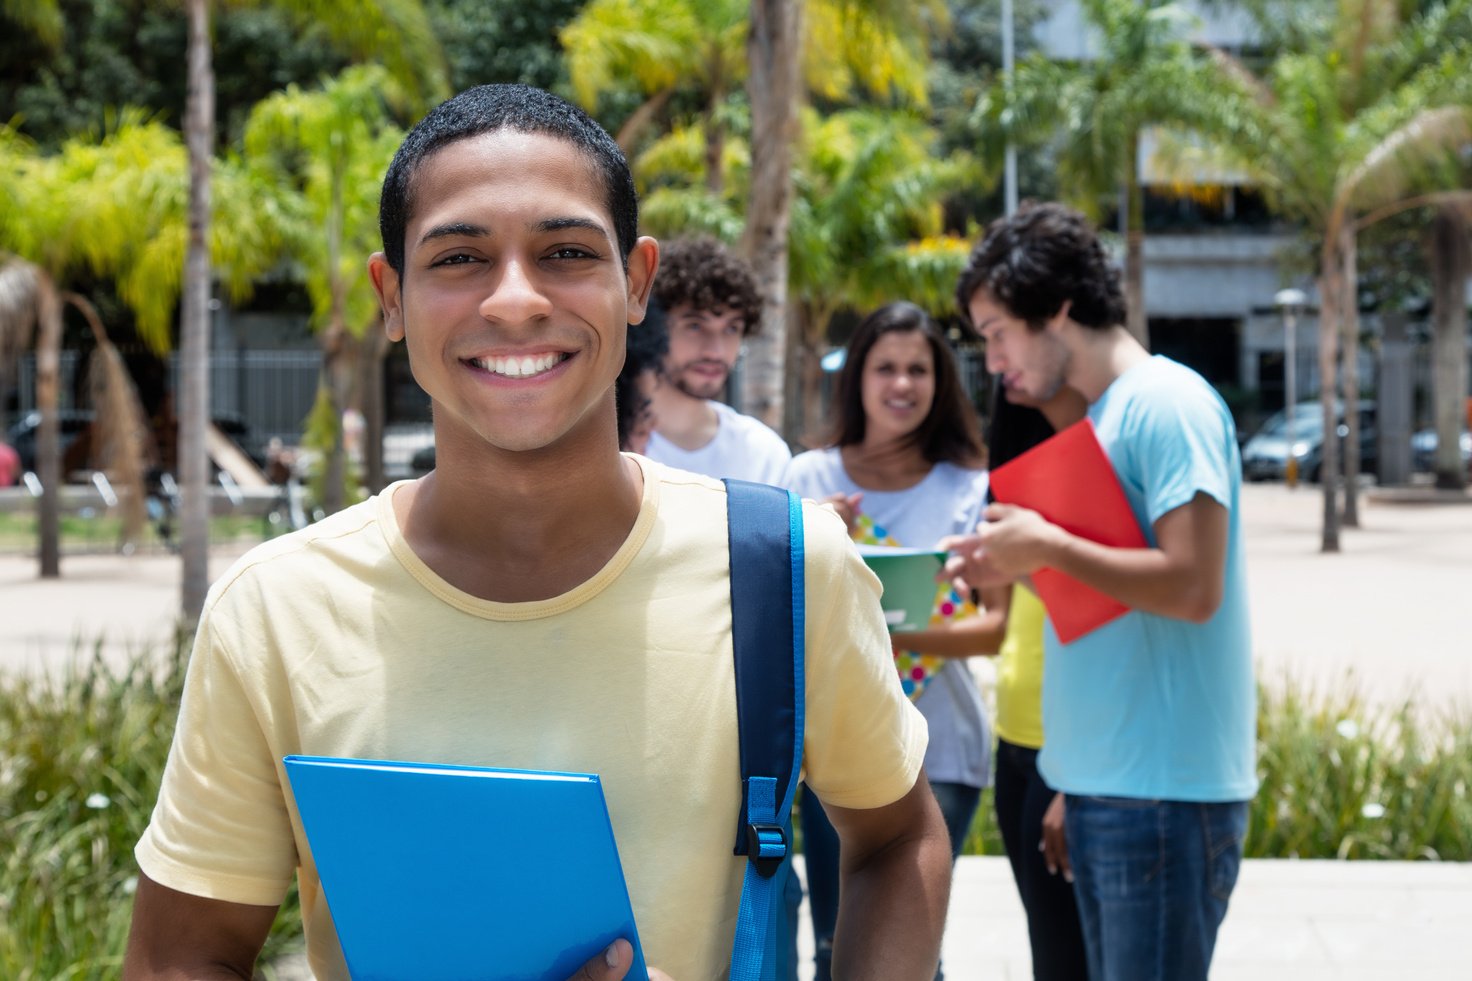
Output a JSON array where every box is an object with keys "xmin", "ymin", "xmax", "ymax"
[
  {"xmin": 135, "ymin": 457, "xmax": 925, "ymax": 980},
  {"xmin": 992, "ymin": 584, "xmax": 1046, "ymax": 750}
]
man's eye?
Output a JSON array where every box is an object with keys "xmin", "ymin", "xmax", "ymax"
[
  {"xmin": 432, "ymin": 253, "xmax": 477, "ymax": 267},
  {"xmin": 549, "ymin": 247, "xmax": 597, "ymax": 261}
]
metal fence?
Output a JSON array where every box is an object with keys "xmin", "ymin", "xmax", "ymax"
[{"xmin": 11, "ymin": 349, "xmax": 323, "ymax": 446}]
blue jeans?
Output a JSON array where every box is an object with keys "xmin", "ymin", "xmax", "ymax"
[
  {"xmin": 799, "ymin": 780, "xmax": 979, "ymax": 981},
  {"xmin": 1064, "ymin": 795, "xmax": 1249, "ymax": 981}
]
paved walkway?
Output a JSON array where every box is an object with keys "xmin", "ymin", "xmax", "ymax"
[{"xmin": 4, "ymin": 484, "xmax": 1470, "ymax": 976}]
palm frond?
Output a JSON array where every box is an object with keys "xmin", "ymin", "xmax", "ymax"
[{"xmin": 1338, "ymin": 105, "xmax": 1472, "ymax": 217}]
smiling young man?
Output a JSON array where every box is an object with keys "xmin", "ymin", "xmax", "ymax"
[
  {"xmin": 946, "ymin": 203, "xmax": 1257, "ymax": 981},
  {"xmin": 122, "ymin": 85, "xmax": 951, "ymax": 981},
  {"xmin": 643, "ymin": 237, "xmax": 792, "ymax": 485}
]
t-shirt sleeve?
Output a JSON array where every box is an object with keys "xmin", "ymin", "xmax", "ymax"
[
  {"xmin": 134, "ymin": 598, "xmax": 298, "ymax": 906},
  {"xmin": 798, "ymin": 502, "xmax": 928, "ymax": 810},
  {"xmin": 1130, "ymin": 381, "xmax": 1236, "ymax": 526}
]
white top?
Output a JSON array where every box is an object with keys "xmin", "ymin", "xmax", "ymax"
[
  {"xmin": 646, "ymin": 400, "xmax": 792, "ymax": 485},
  {"xmin": 787, "ymin": 447, "xmax": 992, "ymax": 789}
]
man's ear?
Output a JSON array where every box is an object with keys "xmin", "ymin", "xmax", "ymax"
[
  {"xmin": 1045, "ymin": 299, "xmax": 1073, "ymax": 335},
  {"xmin": 368, "ymin": 252, "xmax": 405, "ymax": 342},
  {"xmin": 623, "ymin": 236, "xmax": 660, "ymax": 325}
]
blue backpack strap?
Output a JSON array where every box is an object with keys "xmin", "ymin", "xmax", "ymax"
[{"xmin": 723, "ymin": 479, "xmax": 806, "ymax": 981}]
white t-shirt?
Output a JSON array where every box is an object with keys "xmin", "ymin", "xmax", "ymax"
[
  {"xmin": 135, "ymin": 456, "xmax": 924, "ymax": 980},
  {"xmin": 646, "ymin": 400, "xmax": 792, "ymax": 485},
  {"xmin": 787, "ymin": 447, "xmax": 991, "ymax": 789}
]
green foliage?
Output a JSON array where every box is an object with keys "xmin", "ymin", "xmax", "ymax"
[
  {"xmin": 243, "ymin": 64, "xmax": 407, "ymax": 336},
  {"xmin": 0, "ymin": 1, "xmax": 352, "ymax": 150},
  {"xmin": 0, "ymin": 114, "xmax": 290, "ymax": 352},
  {"xmin": 0, "ymin": 644, "xmax": 304, "ymax": 976},
  {"xmin": 301, "ymin": 384, "xmax": 363, "ymax": 511},
  {"xmin": 429, "ymin": 0, "xmax": 587, "ymax": 93},
  {"xmin": 1249, "ymin": 678, "xmax": 1472, "ymax": 861},
  {"xmin": 955, "ymin": 676, "xmax": 1472, "ymax": 862},
  {"xmin": 975, "ymin": 0, "xmax": 1216, "ymax": 219}
]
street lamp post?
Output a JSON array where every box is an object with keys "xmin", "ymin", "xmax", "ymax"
[
  {"xmin": 1002, "ymin": 0, "xmax": 1018, "ymax": 215},
  {"xmin": 1275, "ymin": 288, "xmax": 1308, "ymax": 488}
]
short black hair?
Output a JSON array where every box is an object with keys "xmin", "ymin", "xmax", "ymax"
[
  {"xmin": 829, "ymin": 301, "xmax": 985, "ymax": 467},
  {"xmin": 378, "ymin": 84, "xmax": 638, "ymax": 273},
  {"xmin": 616, "ymin": 299, "xmax": 669, "ymax": 449},
  {"xmin": 955, "ymin": 202, "xmax": 1126, "ymax": 332},
  {"xmin": 651, "ymin": 237, "xmax": 764, "ymax": 337}
]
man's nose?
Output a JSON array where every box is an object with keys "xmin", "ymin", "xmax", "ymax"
[{"xmin": 479, "ymin": 259, "xmax": 553, "ymax": 324}]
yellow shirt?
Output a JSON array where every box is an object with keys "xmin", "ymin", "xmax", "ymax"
[
  {"xmin": 135, "ymin": 457, "xmax": 925, "ymax": 980},
  {"xmin": 993, "ymin": 584, "xmax": 1046, "ymax": 750}
]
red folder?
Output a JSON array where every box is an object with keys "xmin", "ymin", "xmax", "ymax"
[{"xmin": 987, "ymin": 418, "xmax": 1147, "ymax": 643}]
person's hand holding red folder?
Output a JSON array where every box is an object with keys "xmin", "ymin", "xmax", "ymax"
[
  {"xmin": 940, "ymin": 418, "xmax": 1147, "ymax": 643},
  {"xmin": 941, "ymin": 419, "xmax": 1230, "ymax": 640}
]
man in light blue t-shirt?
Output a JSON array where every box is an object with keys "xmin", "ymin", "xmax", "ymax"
[{"xmin": 947, "ymin": 203, "xmax": 1257, "ymax": 981}]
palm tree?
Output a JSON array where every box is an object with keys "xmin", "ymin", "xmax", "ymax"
[
  {"xmin": 244, "ymin": 65, "xmax": 407, "ymax": 512},
  {"xmin": 175, "ymin": 0, "xmax": 445, "ymax": 624},
  {"xmin": 1, "ymin": 117, "xmax": 286, "ymax": 576},
  {"xmin": 1181, "ymin": 0, "xmax": 1472, "ymax": 548},
  {"xmin": 743, "ymin": 0, "xmax": 940, "ymax": 431},
  {"xmin": 564, "ymin": 0, "xmax": 938, "ymax": 431},
  {"xmin": 636, "ymin": 107, "xmax": 981, "ymax": 439},
  {"xmin": 977, "ymin": 0, "xmax": 1215, "ymax": 348}
]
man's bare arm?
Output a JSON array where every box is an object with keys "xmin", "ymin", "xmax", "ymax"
[
  {"xmin": 822, "ymin": 770, "xmax": 953, "ymax": 980},
  {"xmin": 122, "ymin": 873, "xmax": 278, "ymax": 980}
]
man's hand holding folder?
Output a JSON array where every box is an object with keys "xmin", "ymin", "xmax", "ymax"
[
  {"xmin": 571, "ymin": 940, "xmax": 674, "ymax": 981},
  {"xmin": 940, "ymin": 419, "xmax": 1149, "ymax": 643}
]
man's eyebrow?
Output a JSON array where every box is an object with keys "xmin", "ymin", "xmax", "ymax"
[
  {"xmin": 535, "ymin": 216, "xmax": 610, "ymax": 237},
  {"xmin": 417, "ymin": 222, "xmax": 489, "ymax": 247}
]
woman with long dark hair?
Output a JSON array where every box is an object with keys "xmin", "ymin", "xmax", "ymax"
[{"xmin": 787, "ymin": 301, "xmax": 1000, "ymax": 981}]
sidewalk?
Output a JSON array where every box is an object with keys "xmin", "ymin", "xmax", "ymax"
[{"xmin": 3, "ymin": 484, "xmax": 1470, "ymax": 976}]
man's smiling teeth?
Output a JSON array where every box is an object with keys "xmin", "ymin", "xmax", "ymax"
[{"xmin": 474, "ymin": 353, "xmax": 568, "ymax": 378}]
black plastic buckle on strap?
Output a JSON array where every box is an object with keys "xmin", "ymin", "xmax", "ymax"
[{"xmin": 744, "ymin": 822, "xmax": 788, "ymax": 879}]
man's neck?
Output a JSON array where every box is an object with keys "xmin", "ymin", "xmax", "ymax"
[
  {"xmin": 651, "ymin": 385, "xmax": 721, "ymax": 452},
  {"xmin": 393, "ymin": 422, "xmax": 642, "ymax": 603},
  {"xmin": 1065, "ymin": 324, "xmax": 1151, "ymax": 404}
]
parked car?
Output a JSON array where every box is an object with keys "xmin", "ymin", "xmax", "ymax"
[
  {"xmin": 5, "ymin": 409, "xmax": 97, "ymax": 476},
  {"xmin": 1241, "ymin": 400, "xmax": 1377, "ymax": 483},
  {"xmin": 1411, "ymin": 427, "xmax": 1472, "ymax": 474}
]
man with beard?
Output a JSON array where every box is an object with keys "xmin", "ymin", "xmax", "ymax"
[{"xmin": 644, "ymin": 237, "xmax": 791, "ymax": 484}]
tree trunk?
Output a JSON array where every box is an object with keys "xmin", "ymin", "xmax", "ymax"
[
  {"xmin": 319, "ymin": 324, "xmax": 350, "ymax": 515},
  {"xmin": 1429, "ymin": 206, "xmax": 1469, "ymax": 490},
  {"xmin": 613, "ymin": 87, "xmax": 675, "ymax": 155},
  {"xmin": 704, "ymin": 60, "xmax": 726, "ymax": 196},
  {"xmin": 1124, "ymin": 134, "xmax": 1149, "ymax": 348},
  {"xmin": 1316, "ymin": 252, "xmax": 1341, "ymax": 553},
  {"xmin": 35, "ymin": 273, "xmax": 62, "ymax": 578},
  {"xmin": 179, "ymin": 0, "xmax": 215, "ymax": 624},
  {"xmin": 359, "ymin": 316, "xmax": 389, "ymax": 494},
  {"xmin": 782, "ymin": 302, "xmax": 804, "ymax": 442},
  {"xmin": 738, "ymin": 0, "xmax": 803, "ymax": 436},
  {"xmin": 1340, "ymin": 227, "xmax": 1361, "ymax": 527}
]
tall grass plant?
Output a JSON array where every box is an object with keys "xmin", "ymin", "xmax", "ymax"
[{"xmin": 0, "ymin": 640, "xmax": 302, "ymax": 979}]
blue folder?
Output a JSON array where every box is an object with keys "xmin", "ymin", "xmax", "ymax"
[{"xmin": 283, "ymin": 755, "xmax": 649, "ymax": 981}]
